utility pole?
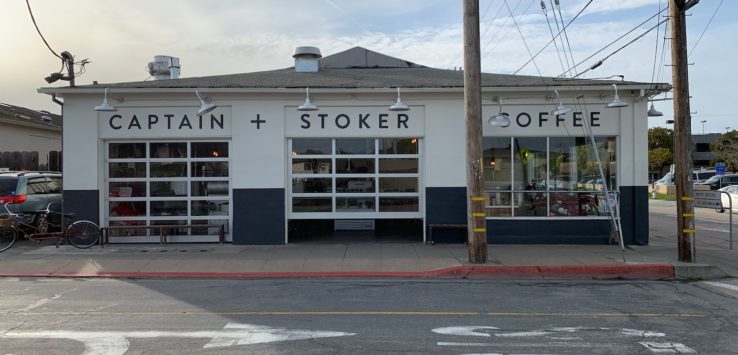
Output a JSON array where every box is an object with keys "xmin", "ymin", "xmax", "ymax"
[
  {"xmin": 462, "ymin": 0, "xmax": 487, "ymax": 263},
  {"xmin": 671, "ymin": 0, "xmax": 699, "ymax": 262}
]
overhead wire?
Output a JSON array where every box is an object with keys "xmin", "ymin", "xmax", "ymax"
[
  {"xmin": 541, "ymin": 0, "xmax": 567, "ymax": 74},
  {"xmin": 26, "ymin": 0, "xmax": 61, "ymax": 59},
  {"xmin": 558, "ymin": 8, "xmax": 669, "ymax": 78},
  {"xmin": 511, "ymin": 0, "xmax": 593, "ymax": 75},
  {"xmin": 649, "ymin": 0, "xmax": 664, "ymax": 89},
  {"xmin": 480, "ymin": 0, "xmax": 524, "ymax": 61},
  {"xmin": 688, "ymin": 0, "xmax": 723, "ymax": 58},
  {"xmin": 504, "ymin": 0, "xmax": 543, "ymax": 76},
  {"xmin": 452, "ymin": 0, "xmax": 503, "ymax": 68},
  {"xmin": 482, "ymin": 0, "xmax": 537, "ymax": 61}
]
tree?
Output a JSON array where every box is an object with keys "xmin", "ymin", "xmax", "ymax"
[
  {"xmin": 711, "ymin": 130, "xmax": 738, "ymax": 172},
  {"xmin": 648, "ymin": 127, "xmax": 674, "ymax": 151},
  {"xmin": 649, "ymin": 147, "xmax": 673, "ymax": 175},
  {"xmin": 648, "ymin": 127, "xmax": 674, "ymax": 178}
]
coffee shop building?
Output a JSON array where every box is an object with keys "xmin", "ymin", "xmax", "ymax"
[{"xmin": 40, "ymin": 47, "xmax": 668, "ymax": 245}]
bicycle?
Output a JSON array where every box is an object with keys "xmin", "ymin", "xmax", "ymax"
[{"xmin": 0, "ymin": 202, "xmax": 100, "ymax": 252}]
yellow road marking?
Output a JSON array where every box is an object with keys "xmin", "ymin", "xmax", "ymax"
[{"xmin": 3, "ymin": 311, "xmax": 706, "ymax": 318}]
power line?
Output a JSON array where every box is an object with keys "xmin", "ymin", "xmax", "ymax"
[
  {"xmin": 504, "ymin": 0, "xmax": 542, "ymax": 76},
  {"xmin": 511, "ymin": 0, "xmax": 593, "ymax": 75},
  {"xmin": 480, "ymin": 0, "xmax": 523, "ymax": 61},
  {"xmin": 649, "ymin": 0, "xmax": 664, "ymax": 87},
  {"xmin": 481, "ymin": 0, "xmax": 536, "ymax": 61},
  {"xmin": 553, "ymin": 0, "xmax": 577, "ymax": 77},
  {"xmin": 26, "ymin": 0, "xmax": 61, "ymax": 59},
  {"xmin": 688, "ymin": 0, "xmax": 723, "ymax": 58},
  {"xmin": 569, "ymin": 18, "xmax": 668, "ymax": 79},
  {"xmin": 558, "ymin": 8, "xmax": 668, "ymax": 78},
  {"xmin": 541, "ymin": 1, "xmax": 567, "ymax": 74}
]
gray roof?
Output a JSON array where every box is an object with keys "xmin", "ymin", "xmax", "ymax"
[
  {"xmin": 0, "ymin": 102, "xmax": 62, "ymax": 129},
  {"xmin": 65, "ymin": 47, "xmax": 669, "ymax": 91}
]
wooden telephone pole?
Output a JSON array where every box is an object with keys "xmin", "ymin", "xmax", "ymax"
[
  {"xmin": 671, "ymin": 0, "xmax": 699, "ymax": 262},
  {"xmin": 463, "ymin": 0, "xmax": 487, "ymax": 263}
]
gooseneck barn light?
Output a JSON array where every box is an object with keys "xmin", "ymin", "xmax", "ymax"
[
  {"xmin": 488, "ymin": 96, "xmax": 510, "ymax": 127},
  {"xmin": 389, "ymin": 87, "xmax": 410, "ymax": 112},
  {"xmin": 605, "ymin": 84, "xmax": 629, "ymax": 108},
  {"xmin": 297, "ymin": 87, "xmax": 319, "ymax": 111},
  {"xmin": 647, "ymin": 103, "xmax": 664, "ymax": 117},
  {"xmin": 550, "ymin": 89, "xmax": 572, "ymax": 116},
  {"xmin": 93, "ymin": 88, "xmax": 117, "ymax": 112},
  {"xmin": 196, "ymin": 91, "xmax": 217, "ymax": 116}
]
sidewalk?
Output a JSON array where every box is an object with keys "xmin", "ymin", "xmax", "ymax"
[{"xmin": 1, "ymin": 238, "xmax": 734, "ymax": 280}]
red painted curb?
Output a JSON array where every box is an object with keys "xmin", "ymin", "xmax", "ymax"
[{"xmin": 0, "ymin": 264, "xmax": 675, "ymax": 280}]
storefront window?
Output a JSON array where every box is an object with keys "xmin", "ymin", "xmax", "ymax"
[
  {"xmin": 483, "ymin": 136, "xmax": 616, "ymax": 218},
  {"xmin": 379, "ymin": 138, "xmax": 418, "ymax": 154},
  {"xmin": 292, "ymin": 139, "xmax": 331, "ymax": 155},
  {"xmin": 336, "ymin": 139, "xmax": 374, "ymax": 154}
]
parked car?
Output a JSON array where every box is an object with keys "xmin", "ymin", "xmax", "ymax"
[
  {"xmin": 655, "ymin": 169, "xmax": 719, "ymax": 185},
  {"xmin": 699, "ymin": 174, "xmax": 738, "ymax": 190},
  {"xmin": 717, "ymin": 185, "xmax": 738, "ymax": 213},
  {"xmin": 0, "ymin": 171, "xmax": 63, "ymax": 226}
]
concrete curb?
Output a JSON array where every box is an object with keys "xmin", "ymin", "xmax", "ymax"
[
  {"xmin": 673, "ymin": 264, "xmax": 729, "ymax": 280},
  {"xmin": 0, "ymin": 264, "xmax": 676, "ymax": 280}
]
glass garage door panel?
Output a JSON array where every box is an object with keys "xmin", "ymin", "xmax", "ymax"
[
  {"xmin": 289, "ymin": 138, "xmax": 421, "ymax": 218},
  {"xmin": 106, "ymin": 141, "xmax": 231, "ymax": 242}
]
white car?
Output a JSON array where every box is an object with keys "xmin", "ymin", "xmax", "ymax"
[{"xmin": 717, "ymin": 185, "xmax": 738, "ymax": 213}]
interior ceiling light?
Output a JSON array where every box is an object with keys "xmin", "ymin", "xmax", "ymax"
[
  {"xmin": 550, "ymin": 89, "xmax": 572, "ymax": 116},
  {"xmin": 389, "ymin": 87, "xmax": 410, "ymax": 111},
  {"xmin": 647, "ymin": 103, "xmax": 663, "ymax": 117},
  {"xmin": 297, "ymin": 87, "xmax": 319, "ymax": 111},
  {"xmin": 196, "ymin": 90, "xmax": 217, "ymax": 116},
  {"xmin": 93, "ymin": 88, "xmax": 117, "ymax": 112},
  {"xmin": 606, "ymin": 84, "xmax": 629, "ymax": 108},
  {"xmin": 488, "ymin": 96, "xmax": 510, "ymax": 127}
]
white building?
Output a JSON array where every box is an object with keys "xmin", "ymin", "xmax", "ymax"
[
  {"xmin": 40, "ymin": 47, "xmax": 669, "ymax": 245},
  {"xmin": 0, "ymin": 103, "xmax": 61, "ymax": 171}
]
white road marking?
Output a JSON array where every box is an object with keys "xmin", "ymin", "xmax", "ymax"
[
  {"xmin": 432, "ymin": 326, "xmax": 499, "ymax": 337},
  {"xmin": 20, "ymin": 294, "xmax": 62, "ymax": 312},
  {"xmin": 704, "ymin": 281, "xmax": 738, "ymax": 292},
  {"xmin": 1, "ymin": 322, "xmax": 355, "ymax": 355},
  {"xmin": 437, "ymin": 341, "xmax": 494, "ymax": 346},
  {"xmin": 639, "ymin": 341, "xmax": 696, "ymax": 353}
]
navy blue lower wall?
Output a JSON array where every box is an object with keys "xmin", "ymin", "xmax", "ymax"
[
  {"xmin": 424, "ymin": 186, "xmax": 645, "ymax": 245},
  {"xmin": 232, "ymin": 188, "xmax": 285, "ymax": 245},
  {"xmin": 486, "ymin": 219, "xmax": 611, "ymax": 244},
  {"xmin": 425, "ymin": 187, "xmax": 467, "ymax": 243},
  {"xmin": 619, "ymin": 185, "xmax": 649, "ymax": 245},
  {"xmin": 63, "ymin": 190, "xmax": 99, "ymax": 224}
]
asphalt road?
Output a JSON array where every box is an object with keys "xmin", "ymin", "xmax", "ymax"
[
  {"xmin": 649, "ymin": 199, "xmax": 736, "ymax": 249},
  {"xmin": 1, "ymin": 278, "xmax": 737, "ymax": 354}
]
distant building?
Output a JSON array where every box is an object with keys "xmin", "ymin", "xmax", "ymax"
[
  {"xmin": 692, "ymin": 133, "xmax": 720, "ymax": 169},
  {"xmin": 0, "ymin": 103, "xmax": 62, "ymax": 171}
]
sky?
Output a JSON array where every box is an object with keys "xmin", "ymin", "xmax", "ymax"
[{"xmin": 1, "ymin": 0, "xmax": 734, "ymax": 134}]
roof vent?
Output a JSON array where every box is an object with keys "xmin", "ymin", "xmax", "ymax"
[
  {"xmin": 40, "ymin": 115, "xmax": 53, "ymax": 123},
  {"xmin": 293, "ymin": 46, "xmax": 321, "ymax": 73},
  {"xmin": 147, "ymin": 55, "xmax": 181, "ymax": 80}
]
